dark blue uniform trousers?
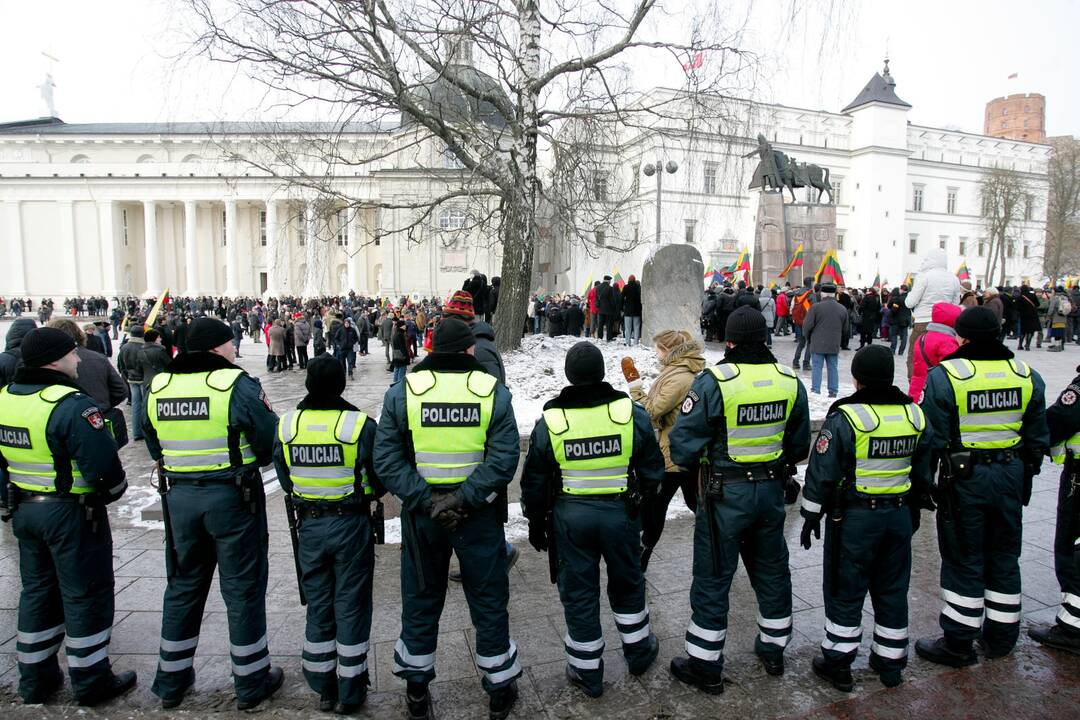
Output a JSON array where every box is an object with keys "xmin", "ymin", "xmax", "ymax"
[
  {"xmin": 298, "ymin": 511, "xmax": 374, "ymax": 705},
  {"xmin": 685, "ymin": 481, "xmax": 792, "ymax": 676},
  {"xmin": 821, "ymin": 503, "xmax": 911, "ymax": 671},
  {"xmin": 393, "ymin": 502, "xmax": 520, "ymax": 694},
  {"xmin": 936, "ymin": 463, "xmax": 1023, "ymax": 652},
  {"xmin": 13, "ymin": 501, "xmax": 116, "ymax": 702},
  {"xmin": 554, "ymin": 496, "xmax": 652, "ymax": 695},
  {"xmin": 152, "ymin": 483, "xmax": 271, "ymax": 703},
  {"xmin": 1052, "ymin": 468, "xmax": 1080, "ymax": 632}
]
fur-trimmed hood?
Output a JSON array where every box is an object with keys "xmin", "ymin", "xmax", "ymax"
[{"xmin": 660, "ymin": 339, "xmax": 706, "ymax": 373}]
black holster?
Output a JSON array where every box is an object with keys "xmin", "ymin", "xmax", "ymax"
[{"xmin": 372, "ymin": 500, "xmax": 385, "ymax": 545}]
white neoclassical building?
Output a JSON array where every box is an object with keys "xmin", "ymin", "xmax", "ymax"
[{"xmin": 0, "ymin": 60, "xmax": 1051, "ymax": 301}]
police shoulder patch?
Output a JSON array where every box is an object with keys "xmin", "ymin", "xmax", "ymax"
[
  {"xmin": 1062, "ymin": 390, "xmax": 1078, "ymax": 407},
  {"xmin": 815, "ymin": 429, "xmax": 833, "ymax": 454},
  {"xmin": 81, "ymin": 406, "xmax": 105, "ymax": 431},
  {"xmin": 681, "ymin": 390, "xmax": 700, "ymax": 415},
  {"xmin": 260, "ymin": 389, "xmax": 274, "ymax": 411}
]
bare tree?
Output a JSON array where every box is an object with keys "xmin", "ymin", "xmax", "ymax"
[
  {"xmin": 1044, "ymin": 136, "xmax": 1080, "ymax": 282},
  {"xmin": 183, "ymin": 0, "xmax": 765, "ymax": 350},
  {"xmin": 979, "ymin": 166, "xmax": 1029, "ymax": 287}
]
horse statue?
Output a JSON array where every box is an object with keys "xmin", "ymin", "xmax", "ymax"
[
  {"xmin": 745, "ymin": 133, "xmax": 834, "ymax": 204},
  {"xmin": 779, "ymin": 160, "xmax": 833, "ymax": 204}
]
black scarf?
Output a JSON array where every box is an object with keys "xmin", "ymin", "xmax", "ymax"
[
  {"xmin": 941, "ymin": 341, "xmax": 1014, "ymax": 363},
  {"xmin": 544, "ymin": 382, "xmax": 627, "ymax": 410},
  {"xmin": 10, "ymin": 367, "xmax": 81, "ymax": 390},
  {"xmin": 828, "ymin": 385, "xmax": 914, "ymax": 415},
  {"xmin": 722, "ymin": 342, "xmax": 779, "ymax": 365}
]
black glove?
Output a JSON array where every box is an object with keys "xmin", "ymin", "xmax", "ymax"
[
  {"xmin": 528, "ymin": 523, "xmax": 548, "ymax": 552},
  {"xmin": 910, "ymin": 505, "xmax": 921, "ymax": 534},
  {"xmin": 784, "ymin": 476, "xmax": 802, "ymax": 505},
  {"xmin": 429, "ymin": 492, "xmax": 465, "ymax": 532},
  {"xmin": 0, "ymin": 502, "xmax": 10, "ymax": 523},
  {"xmin": 800, "ymin": 514, "xmax": 821, "ymax": 550}
]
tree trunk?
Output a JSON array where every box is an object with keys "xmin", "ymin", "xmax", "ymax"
[
  {"xmin": 493, "ymin": 200, "xmax": 535, "ymax": 353},
  {"xmin": 997, "ymin": 233, "xmax": 1008, "ymax": 287}
]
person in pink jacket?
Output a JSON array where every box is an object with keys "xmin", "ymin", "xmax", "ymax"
[{"xmin": 908, "ymin": 302, "xmax": 963, "ymax": 402}]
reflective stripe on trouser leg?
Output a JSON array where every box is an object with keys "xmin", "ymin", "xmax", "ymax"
[
  {"xmin": 329, "ymin": 514, "xmax": 375, "ymax": 705},
  {"xmin": 476, "ymin": 639, "xmax": 522, "ymax": 687},
  {"xmin": 393, "ymin": 638, "xmax": 436, "ymax": 677},
  {"xmin": 756, "ymin": 613, "xmax": 792, "ymax": 649},
  {"xmin": 821, "ymin": 617, "xmax": 863, "ymax": 661},
  {"xmin": 613, "ymin": 608, "xmax": 651, "ymax": 647},
  {"xmin": 1059, "ymin": 593, "xmax": 1080, "ymax": 631},
  {"xmin": 564, "ymin": 634, "xmax": 604, "ymax": 672},
  {"xmin": 231, "ymin": 634, "xmax": 270, "ymax": 679},
  {"xmin": 940, "ymin": 588, "xmax": 985, "ymax": 632},
  {"xmin": 65, "ymin": 626, "xmax": 113, "ymax": 676},
  {"xmin": 870, "ymin": 624, "xmax": 908, "ymax": 662},
  {"xmin": 685, "ymin": 619, "xmax": 727, "ymax": 663},
  {"xmin": 302, "ymin": 635, "xmax": 337, "ymax": 685},
  {"xmin": 685, "ymin": 495, "xmax": 738, "ymax": 675}
]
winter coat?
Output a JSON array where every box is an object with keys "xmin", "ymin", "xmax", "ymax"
[
  {"xmin": 758, "ymin": 291, "xmax": 776, "ymax": 327},
  {"xmin": 1048, "ymin": 291, "xmax": 1071, "ymax": 329},
  {"xmin": 775, "ymin": 291, "xmax": 790, "ymax": 318},
  {"xmin": 859, "ymin": 295, "xmax": 881, "ymax": 333},
  {"xmin": 138, "ymin": 342, "xmax": 172, "ymax": 387},
  {"xmin": 908, "ymin": 302, "xmax": 962, "ymax": 402},
  {"xmin": 904, "ymin": 248, "xmax": 962, "ymax": 324},
  {"xmin": 621, "ymin": 280, "xmax": 643, "ymax": 316},
  {"xmin": 596, "ymin": 282, "xmax": 618, "ymax": 315},
  {"xmin": 628, "ymin": 339, "xmax": 705, "ymax": 471},
  {"xmin": 378, "ymin": 317, "xmax": 393, "ymax": 343},
  {"xmin": 984, "ymin": 295, "xmax": 1004, "ymax": 323},
  {"xmin": 268, "ymin": 325, "xmax": 286, "ymax": 355},
  {"xmin": 294, "ymin": 320, "xmax": 312, "ymax": 346},
  {"xmin": 117, "ymin": 337, "xmax": 145, "ymax": 382},
  {"xmin": 1017, "ymin": 289, "xmax": 1041, "ymax": 335},
  {"xmin": 73, "ymin": 346, "xmax": 128, "ymax": 409},
  {"xmin": 390, "ymin": 329, "xmax": 409, "ymax": 368},
  {"xmin": 471, "ymin": 321, "xmax": 506, "ymax": 385},
  {"xmin": 888, "ymin": 291, "xmax": 912, "ymax": 327},
  {"xmin": 801, "ymin": 296, "xmax": 849, "ymax": 355},
  {"xmin": 565, "ymin": 304, "xmax": 585, "ymax": 336},
  {"xmin": 0, "ymin": 319, "xmax": 37, "ymax": 386},
  {"xmin": 587, "ymin": 287, "xmax": 599, "ymax": 314}
]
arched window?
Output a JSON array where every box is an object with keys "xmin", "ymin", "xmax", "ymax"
[
  {"xmin": 136, "ymin": 154, "xmax": 156, "ymax": 164},
  {"xmin": 337, "ymin": 264, "xmax": 348, "ymax": 292},
  {"xmin": 71, "ymin": 154, "xmax": 91, "ymax": 163},
  {"xmin": 181, "ymin": 154, "xmax": 202, "ymax": 163}
]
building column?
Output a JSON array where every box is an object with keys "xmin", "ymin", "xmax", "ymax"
[
  {"xmin": 265, "ymin": 200, "xmax": 280, "ymax": 297},
  {"xmin": 224, "ymin": 199, "xmax": 240, "ymax": 296},
  {"xmin": 184, "ymin": 200, "xmax": 199, "ymax": 295},
  {"xmin": 143, "ymin": 200, "xmax": 161, "ymax": 296},
  {"xmin": 4, "ymin": 201, "xmax": 28, "ymax": 296},
  {"xmin": 347, "ymin": 209, "xmax": 363, "ymax": 291},
  {"xmin": 304, "ymin": 200, "xmax": 320, "ymax": 297},
  {"xmin": 97, "ymin": 201, "xmax": 118, "ymax": 295},
  {"xmin": 57, "ymin": 200, "xmax": 81, "ymax": 294}
]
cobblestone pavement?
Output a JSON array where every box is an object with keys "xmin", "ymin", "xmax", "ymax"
[{"xmin": 0, "ymin": 324, "xmax": 1078, "ymax": 718}]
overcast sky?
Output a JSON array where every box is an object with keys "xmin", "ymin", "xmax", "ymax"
[{"xmin": 1, "ymin": 0, "xmax": 1076, "ymax": 138}]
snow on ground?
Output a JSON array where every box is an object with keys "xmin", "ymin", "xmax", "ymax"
[{"xmin": 504, "ymin": 334, "xmax": 854, "ymax": 434}]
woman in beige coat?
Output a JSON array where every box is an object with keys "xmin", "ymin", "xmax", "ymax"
[{"xmin": 624, "ymin": 329, "xmax": 706, "ymax": 569}]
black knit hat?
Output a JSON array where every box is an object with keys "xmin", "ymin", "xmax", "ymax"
[
  {"xmin": 851, "ymin": 345, "xmax": 894, "ymax": 387},
  {"xmin": 305, "ymin": 354, "xmax": 345, "ymax": 399},
  {"xmin": 820, "ymin": 282, "xmax": 837, "ymax": 294},
  {"xmin": 433, "ymin": 318, "xmax": 475, "ymax": 353},
  {"xmin": 955, "ymin": 306, "xmax": 1001, "ymax": 342},
  {"xmin": 20, "ymin": 327, "xmax": 77, "ymax": 368},
  {"xmin": 725, "ymin": 306, "xmax": 768, "ymax": 344},
  {"xmin": 565, "ymin": 342, "xmax": 605, "ymax": 385},
  {"xmin": 185, "ymin": 317, "xmax": 234, "ymax": 352}
]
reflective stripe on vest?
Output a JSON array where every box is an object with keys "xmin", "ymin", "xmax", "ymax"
[
  {"xmin": 839, "ymin": 403, "xmax": 925, "ymax": 495},
  {"xmin": 147, "ymin": 369, "xmax": 255, "ymax": 473},
  {"xmin": 709, "ymin": 363, "xmax": 798, "ymax": 464},
  {"xmin": 405, "ymin": 370, "xmax": 495, "ymax": 486},
  {"xmin": 941, "ymin": 359, "xmax": 1033, "ymax": 450},
  {"xmin": 0, "ymin": 385, "xmax": 93, "ymax": 494},
  {"xmin": 1051, "ymin": 433, "xmax": 1080, "ymax": 465},
  {"xmin": 278, "ymin": 408, "xmax": 369, "ymax": 500},
  {"xmin": 544, "ymin": 397, "xmax": 634, "ymax": 495}
]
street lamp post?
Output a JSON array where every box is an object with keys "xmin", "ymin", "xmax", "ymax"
[{"xmin": 642, "ymin": 159, "xmax": 679, "ymax": 243}]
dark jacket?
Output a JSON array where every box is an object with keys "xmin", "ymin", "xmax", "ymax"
[
  {"xmin": 74, "ymin": 346, "xmax": 128, "ymax": 409},
  {"xmin": 621, "ymin": 280, "xmax": 643, "ymax": 316},
  {"xmin": 802, "ymin": 296, "xmax": 850, "ymax": 355},
  {"xmin": 596, "ymin": 282, "xmax": 618, "ymax": 315},
  {"xmin": 0, "ymin": 318, "xmax": 37, "ymax": 387},
  {"xmin": 373, "ymin": 352, "xmax": 520, "ymax": 512},
  {"xmin": 138, "ymin": 342, "xmax": 172, "ymax": 387},
  {"xmin": 565, "ymin": 304, "xmax": 585, "ymax": 336},
  {"xmin": 520, "ymin": 382, "xmax": 665, "ymax": 523},
  {"xmin": 117, "ymin": 337, "xmax": 145, "ymax": 382},
  {"xmin": 472, "ymin": 321, "xmax": 506, "ymax": 385}
]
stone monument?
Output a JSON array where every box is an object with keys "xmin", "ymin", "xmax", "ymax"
[{"xmin": 641, "ymin": 244, "xmax": 704, "ymax": 346}]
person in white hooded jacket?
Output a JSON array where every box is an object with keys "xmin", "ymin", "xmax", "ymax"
[{"xmin": 904, "ymin": 248, "xmax": 961, "ymax": 377}]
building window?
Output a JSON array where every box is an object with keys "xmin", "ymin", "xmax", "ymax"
[
  {"xmin": 438, "ymin": 208, "xmax": 466, "ymax": 230},
  {"xmin": 595, "ymin": 228, "xmax": 606, "ymax": 248},
  {"xmin": 947, "ymin": 189, "xmax": 957, "ymax": 214},
  {"xmin": 221, "ymin": 210, "xmax": 227, "ymax": 247},
  {"xmin": 1025, "ymin": 194, "xmax": 1033, "ymax": 221},
  {"xmin": 703, "ymin": 162, "xmax": 718, "ymax": 195},
  {"xmin": 912, "ymin": 186, "xmax": 924, "ymax": 212},
  {"xmin": 298, "ymin": 210, "xmax": 306, "ymax": 246},
  {"xmin": 1007, "ymin": 240, "xmax": 1015, "ymax": 258},
  {"xmin": 939, "ymin": 236, "xmax": 947, "ymax": 250},
  {"xmin": 1023, "ymin": 119, "xmax": 1029, "ymax": 128},
  {"xmin": 909, "ymin": 234, "xmax": 918, "ymax": 254},
  {"xmin": 632, "ymin": 222, "xmax": 639, "ymax": 245},
  {"xmin": 1003, "ymin": 108, "xmax": 1009, "ymax": 116},
  {"xmin": 978, "ymin": 238, "xmax": 986, "ymax": 257},
  {"xmin": 593, "ymin": 173, "xmax": 608, "ymax": 202},
  {"xmin": 121, "ymin": 209, "xmax": 129, "ymax": 246},
  {"xmin": 259, "ymin": 211, "xmax": 267, "ymax": 246},
  {"xmin": 684, "ymin": 219, "xmax": 697, "ymax": 244},
  {"xmin": 1002, "ymin": 121, "xmax": 1008, "ymax": 129},
  {"xmin": 1022, "ymin": 243, "xmax": 1030, "ymax": 258},
  {"xmin": 837, "ymin": 232, "xmax": 845, "ymax": 250},
  {"xmin": 631, "ymin": 164, "xmax": 640, "ymax": 195},
  {"xmin": 336, "ymin": 210, "xmax": 348, "ymax": 246},
  {"xmin": 442, "ymin": 148, "xmax": 464, "ymax": 169},
  {"xmin": 833, "ymin": 178, "xmax": 842, "ymax": 205},
  {"xmin": 959, "ymin": 237, "xmax": 967, "ymax": 255}
]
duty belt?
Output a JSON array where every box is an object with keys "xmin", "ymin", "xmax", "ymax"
[
  {"xmin": 846, "ymin": 493, "xmax": 907, "ymax": 510},
  {"xmin": 558, "ymin": 492, "xmax": 624, "ymax": 500},
  {"xmin": 711, "ymin": 463, "xmax": 786, "ymax": 484},
  {"xmin": 18, "ymin": 493, "xmax": 83, "ymax": 504},
  {"xmin": 969, "ymin": 449, "xmax": 1018, "ymax": 465},
  {"xmin": 295, "ymin": 502, "xmax": 368, "ymax": 520}
]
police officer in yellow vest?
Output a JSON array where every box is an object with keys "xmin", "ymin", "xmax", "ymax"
[
  {"xmin": 373, "ymin": 318, "xmax": 522, "ymax": 720},
  {"xmin": 667, "ymin": 306, "xmax": 811, "ymax": 693},
  {"xmin": 1028, "ymin": 365, "xmax": 1080, "ymax": 654},
  {"xmin": 800, "ymin": 345, "xmax": 935, "ymax": 691},
  {"xmin": 0, "ymin": 327, "xmax": 136, "ymax": 705},
  {"xmin": 142, "ymin": 317, "xmax": 284, "ymax": 709},
  {"xmin": 520, "ymin": 342, "xmax": 665, "ymax": 698},
  {"xmin": 914, "ymin": 306, "xmax": 1049, "ymax": 666},
  {"xmin": 273, "ymin": 355, "xmax": 383, "ymax": 714}
]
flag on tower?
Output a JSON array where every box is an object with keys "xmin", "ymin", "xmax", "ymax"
[
  {"xmin": 814, "ymin": 250, "xmax": 845, "ymax": 285},
  {"xmin": 778, "ymin": 243, "xmax": 805, "ymax": 278},
  {"xmin": 956, "ymin": 262, "xmax": 971, "ymax": 281}
]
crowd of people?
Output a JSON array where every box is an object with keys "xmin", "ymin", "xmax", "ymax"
[{"xmin": 527, "ymin": 274, "xmax": 644, "ymax": 345}]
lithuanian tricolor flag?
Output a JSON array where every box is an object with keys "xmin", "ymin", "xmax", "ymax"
[
  {"xmin": 581, "ymin": 273, "xmax": 593, "ymax": 296},
  {"xmin": 872, "ymin": 273, "xmax": 881, "ymax": 290},
  {"xmin": 956, "ymin": 262, "xmax": 971, "ymax": 281},
  {"xmin": 724, "ymin": 249, "xmax": 751, "ymax": 282},
  {"xmin": 144, "ymin": 288, "xmax": 170, "ymax": 330},
  {"xmin": 778, "ymin": 243, "xmax": 805, "ymax": 278},
  {"xmin": 612, "ymin": 269, "xmax": 625, "ymax": 290},
  {"xmin": 903, "ymin": 272, "xmax": 914, "ymax": 288},
  {"xmin": 814, "ymin": 250, "xmax": 845, "ymax": 285}
]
